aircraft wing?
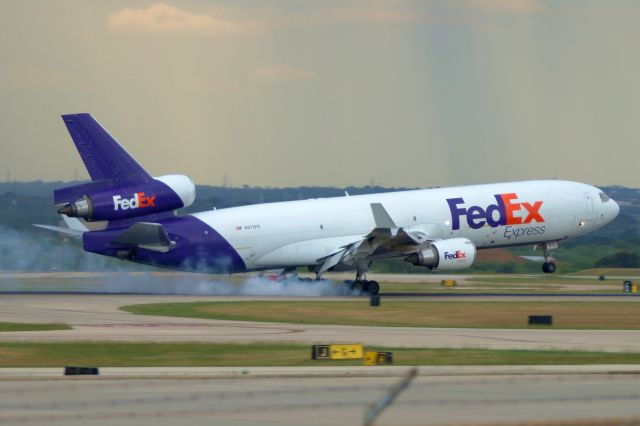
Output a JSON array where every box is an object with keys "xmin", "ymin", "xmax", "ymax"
[{"xmin": 316, "ymin": 203, "xmax": 438, "ymax": 277}]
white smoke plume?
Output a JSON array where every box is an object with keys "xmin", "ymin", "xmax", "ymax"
[
  {"xmin": 100, "ymin": 273, "xmax": 360, "ymax": 296},
  {"xmin": 0, "ymin": 226, "xmax": 137, "ymax": 272},
  {"xmin": 0, "ymin": 227, "xmax": 361, "ymax": 296}
]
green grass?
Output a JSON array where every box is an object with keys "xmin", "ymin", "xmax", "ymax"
[
  {"xmin": 0, "ymin": 322, "xmax": 71, "ymax": 332},
  {"xmin": 122, "ymin": 301, "xmax": 640, "ymax": 330},
  {"xmin": 378, "ymin": 279, "xmax": 578, "ymax": 293},
  {"xmin": 0, "ymin": 342, "xmax": 639, "ymax": 367},
  {"xmin": 371, "ymin": 273, "xmax": 631, "ymax": 294},
  {"xmin": 570, "ymin": 268, "xmax": 640, "ymax": 277},
  {"xmin": 375, "ymin": 271, "xmax": 635, "ymax": 293},
  {"xmin": 464, "ymin": 275, "xmax": 623, "ymax": 285}
]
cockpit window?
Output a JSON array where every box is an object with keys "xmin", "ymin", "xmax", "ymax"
[{"xmin": 599, "ymin": 192, "xmax": 610, "ymax": 202}]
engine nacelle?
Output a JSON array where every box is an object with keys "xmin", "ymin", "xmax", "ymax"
[
  {"xmin": 57, "ymin": 174, "xmax": 195, "ymax": 221},
  {"xmin": 405, "ymin": 238, "xmax": 476, "ymax": 271}
]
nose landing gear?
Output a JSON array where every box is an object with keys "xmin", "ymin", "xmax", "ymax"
[
  {"xmin": 540, "ymin": 242, "xmax": 557, "ymax": 274},
  {"xmin": 542, "ymin": 261, "xmax": 556, "ymax": 273}
]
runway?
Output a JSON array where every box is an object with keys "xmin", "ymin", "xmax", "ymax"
[
  {"xmin": 0, "ymin": 369, "xmax": 639, "ymax": 425},
  {"xmin": 2, "ymin": 294, "xmax": 640, "ymax": 352},
  {"xmin": 2, "ymin": 291, "xmax": 640, "ymax": 425}
]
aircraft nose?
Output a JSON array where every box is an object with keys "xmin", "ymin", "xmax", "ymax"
[{"xmin": 611, "ymin": 199, "xmax": 620, "ymax": 218}]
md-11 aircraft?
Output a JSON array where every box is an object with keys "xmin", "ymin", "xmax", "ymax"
[{"xmin": 36, "ymin": 114, "xmax": 620, "ymax": 294}]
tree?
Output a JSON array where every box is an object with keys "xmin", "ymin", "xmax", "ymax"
[{"xmin": 595, "ymin": 252, "xmax": 640, "ymax": 268}]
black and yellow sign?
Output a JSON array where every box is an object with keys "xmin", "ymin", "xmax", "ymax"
[
  {"xmin": 441, "ymin": 279, "xmax": 457, "ymax": 287},
  {"xmin": 330, "ymin": 344, "xmax": 364, "ymax": 360},
  {"xmin": 311, "ymin": 345, "xmax": 331, "ymax": 360},
  {"xmin": 364, "ymin": 351, "xmax": 378, "ymax": 366},
  {"xmin": 364, "ymin": 351, "xmax": 394, "ymax": 365},
  {"xmin": 312, "ymin": 344, "xmax": 364, "ymax": 360}
]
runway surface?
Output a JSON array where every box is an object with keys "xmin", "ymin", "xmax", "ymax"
[
  {"xmin": 1, "ymin": 370, "xmax": 639, "ymax": 425},
  {"xmin": 2, "ymin": 291, "xmax": 640, "ymax": 425},
  {"xmin": 2, "ymin": 294, "xmax": 640, "ymax": 352}
]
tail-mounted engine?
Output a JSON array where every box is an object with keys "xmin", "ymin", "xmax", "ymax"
[
  {"xmin": 55, "ymin": 174, "xmax": 195, "ymax": 221},
  {"xmin": 405, "ymin": 237, "xmax": 476, "ymax": 270}
]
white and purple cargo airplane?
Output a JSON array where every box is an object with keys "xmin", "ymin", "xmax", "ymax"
[{"xmin": 37, "ymin": 114, "xmax": 619, "ymax": 294}]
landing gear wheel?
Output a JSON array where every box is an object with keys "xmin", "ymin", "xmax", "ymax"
[
  {"xmin": 344, "ymin": 280, "xmax": 362, "ymax": 292},
  {"xmin": 364, "ymin": 280, "xmax": 380, "ymax": 295},
  {"xmin": 542, "ymin": 262, "xmax": 556, "ymax": 273}
]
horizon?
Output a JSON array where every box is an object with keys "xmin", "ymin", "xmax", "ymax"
[{"xmin": 1, "ymin": 179, "xmax": 637, "ymax": 191}]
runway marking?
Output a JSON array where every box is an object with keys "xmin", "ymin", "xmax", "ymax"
[
  {"xmin": 81, "ymin": 323, "xmax": 215, "ymax": 328},
  {"xmin": 450, "ymin": 332, "xmax": 564, "ymax": 344},
  {"xmin": 76, "ymin": 322, "xmax": 305, "ymax": 335}
]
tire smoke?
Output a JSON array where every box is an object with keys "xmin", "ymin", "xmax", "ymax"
[{"xmin": 1, "ymin": 226, "xmax": 361, "ymax": 296}]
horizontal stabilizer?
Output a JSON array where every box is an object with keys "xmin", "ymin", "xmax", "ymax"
[
  {"xmin": 33, "ymin": 214, "xmax": 88, "ymax": 238},
  {"xmin": 113, "ymin": 222, "xmax": 173, "ymax": 253},
  {"xmin": 61, "ymin": 214, "xmax": 89, "ymax": 233},
  {"xmin": 33, "ymin": 224, "xmax": 84, "ymax": 238}
]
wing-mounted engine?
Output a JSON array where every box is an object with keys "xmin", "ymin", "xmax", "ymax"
[
  {"xmin": 405, "ymin": 237, "xmax": 476, "ymax": 270},
  {"xmin": 55, "ymin": 174, "xmax": 195, "ymax": 221}
]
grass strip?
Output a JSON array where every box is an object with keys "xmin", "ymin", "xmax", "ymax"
[
  {"xmin": 122, "ymin": 301, "xmax": 640, "ymax": 329},
  {"xmin": 1, "ymin": 342, "xmax": 640, "ymax": 367},
  {"xmin": 0, "ymin": 322, "xmax": 71, "ymax": 332}
]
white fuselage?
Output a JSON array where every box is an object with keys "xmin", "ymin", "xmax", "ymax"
[{"xmin": 190, "ymin": 180, "xmax": 619, "ymax": 271}]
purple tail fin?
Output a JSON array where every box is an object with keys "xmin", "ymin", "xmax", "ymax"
[{"xmin": 62, "ymin": 113, "xmax": 151, "ymax": 184}]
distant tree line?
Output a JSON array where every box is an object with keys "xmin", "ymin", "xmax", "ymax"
[{"xmin": 595, "ymin": 252, "xmax": 640, "ymax": 268}]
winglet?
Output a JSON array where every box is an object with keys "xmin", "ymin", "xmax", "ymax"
[{"xmin": 370, "ymin": 203, "xmax": 397, "ymax": 229}]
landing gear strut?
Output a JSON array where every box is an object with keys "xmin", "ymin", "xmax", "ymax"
[
  {"xmin": 315, "ymin": 265, "xmax": 379, "ymax": 295},
  {"xmin": 541, "ymin": 243, "xmax": 556, "ymax": 274},
  {"xmin": 349, "ymin": 272, "xmax": 380, "ymax": 295}
]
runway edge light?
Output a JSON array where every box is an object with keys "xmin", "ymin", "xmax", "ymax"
[
  {"xmin": 64, "ymin": 366, "xmax": 99, "ymax": 376},
  {"xmin": 528, "ymin": 315, "xmax": 553, "ymax": 326}
]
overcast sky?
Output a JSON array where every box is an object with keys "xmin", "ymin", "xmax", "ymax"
[{"xmin": 1, "ymin": 0, "xmax": 639, "ymax": 188}]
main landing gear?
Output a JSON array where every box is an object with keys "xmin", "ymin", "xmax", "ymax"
[
  {"xmin": 345, "ymin": 272, "xmax": 380, "ymax": 295},
  {"xmin": 314, "ymin": 267, "xmax": 379, "ymax": 295}
]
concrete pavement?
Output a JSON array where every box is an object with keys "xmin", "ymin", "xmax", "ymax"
[{"xmin": 1, "ymin": 295, "xmax": 640, "ymax": 352}]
